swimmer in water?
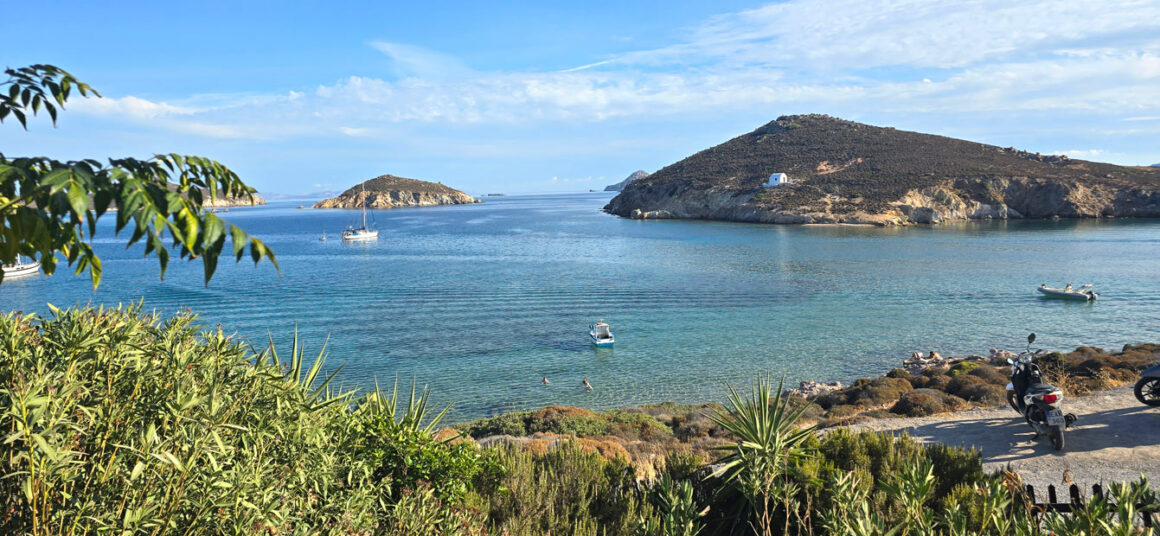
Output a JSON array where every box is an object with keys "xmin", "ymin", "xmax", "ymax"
[
  {"xmin": 542, "ymin": 376, "xmax": 550, "ymax": 385},
  {"xmin": 582, "ymin": 378, "xmax": 593, "ymax": 391}
]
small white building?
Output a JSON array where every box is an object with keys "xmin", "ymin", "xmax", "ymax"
[{"xmin": 764, "ymin": 173, "xmax": 791, "ymax": 187}]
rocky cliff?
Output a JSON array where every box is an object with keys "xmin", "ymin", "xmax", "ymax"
[
  {"xmin": 313, "ymin": 175, "xmax": 479, "ymax": 209},
  {"xmin": 604, "ymin": 170, "xmax": 651, "ymax": 192},
  {"xmin": 605, "ymin": 115, "xmax": 1160, "ymax": 225},
  {"xmin": 202, "ymin": 190, "xmax": 266, "ymax": 208}
]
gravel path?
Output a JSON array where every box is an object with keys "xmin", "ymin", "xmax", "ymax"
[{"xmin": 851, "ymin": 385, "xmax": 1160, "ymax": 490}]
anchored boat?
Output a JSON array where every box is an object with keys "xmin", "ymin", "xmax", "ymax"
[
  {"xmin": 2, "ymin": 258, "xmax": 40, "ymax": 278},
  {"xmin": 342, "ymin": 182, "xmax": 379, "ymax": 241},
  {"xmin": 589, "ymin": 320, "xmax": 614, "ymax": 347},
  {"xmin": 1037, "ymin": 283, "xmax": 1097, "ymax": 301}
]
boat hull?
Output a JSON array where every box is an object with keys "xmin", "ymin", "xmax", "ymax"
[
  {"xmin": 342, "ymin": 229, "xmax": 379, "ymax": 241},
  {"xmin": 1037, "ymin": 287, "xmax": 1096, "ymax": 301},
  {"xmin": 590, "ymin": 336, "xmax": 614, "ymax": 348},
  {"xmin": 2, "ymin": 261, "xmax": 40, "ymax": 278}
]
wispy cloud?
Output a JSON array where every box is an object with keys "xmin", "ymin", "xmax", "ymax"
[{"xmin": 369, "ymin": 41, "xmax": 474, "ymax": 80}]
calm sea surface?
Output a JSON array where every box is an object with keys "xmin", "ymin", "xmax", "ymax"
[{"xmin": 3, "ymin": 193, "xmax": 1159, "ymax": 422}]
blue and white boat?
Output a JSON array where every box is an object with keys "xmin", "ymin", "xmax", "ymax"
[
  {"xmin": 590, "ymin": 320, "xmax": 614, "ymax": 347},
  {"xmin": 342, "ymin": 182, "xmax": 379, "ymax": 241},
  {"xmin": 1037, "ymin": 283, "xmax": 1097, "ymax": 301}
]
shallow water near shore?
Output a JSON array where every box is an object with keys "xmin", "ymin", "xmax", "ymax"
[{"xmin": 3, "ymin": 192, "xmax": 1159, "ymax": 422}]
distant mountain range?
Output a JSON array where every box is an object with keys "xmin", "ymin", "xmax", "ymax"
[
  {"xmin": 604, "ymin": 170, "xmax": 651, "ymax": 192},
  {"xmin": 605, "ymin": 114, "xmax": 1160, "ymax": 225}
]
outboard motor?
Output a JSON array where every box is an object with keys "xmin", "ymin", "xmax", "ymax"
[{"xmin": 1004, "ymin": 333, "xmax": 1077, "ymax": 450}]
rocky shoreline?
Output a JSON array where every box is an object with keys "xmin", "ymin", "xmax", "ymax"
[{"xmin": 454, "ymin": 342, "xmax": 1159, "ymax": 477}]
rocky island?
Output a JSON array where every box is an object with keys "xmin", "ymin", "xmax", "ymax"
[
  {"xmin": 605, "ymin": 114, "xmax": 1160, "ymax": 225},
  {"xmin": 202, "ymin": 189, "xmax": 266, "ymax": 208},
  {"xmin": 313, "ymin": 174, "xmax": 479, "ymax": 209}
]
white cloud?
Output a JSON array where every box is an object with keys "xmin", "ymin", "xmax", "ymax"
[
  {"xmin": 616, "ymin": 0, "xmax": 1160, "ymax": 71},
  {"xmin": 72, "ymin": 95, "xmax": 196, "ymax": 119},
  {"xmin": 369, "ymin": 41, "xmax": 474, "ymax": 80}
]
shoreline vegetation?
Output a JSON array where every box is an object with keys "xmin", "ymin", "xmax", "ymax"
[{"xmin": 5, "ymin": 304, "xmax": 1159, "ymax": 534}]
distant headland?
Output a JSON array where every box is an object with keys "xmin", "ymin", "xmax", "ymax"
[
  {"xmin": 313, "ymin": 175, "xmax": 480, "ymax": 209},
  {"xmin": 605, "ymin": 114, "xmax": 1160, "ymax": 225},
  {"xmin": 604, "ymin": 170, "xmax": 650, "ymax": 192}
]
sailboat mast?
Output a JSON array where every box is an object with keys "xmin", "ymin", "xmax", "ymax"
[{"xmin": 362, "ymin": 181, "xmax": 367, "ymax": 229}]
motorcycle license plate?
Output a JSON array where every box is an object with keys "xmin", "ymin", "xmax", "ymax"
[{"xmin": 1046, "ymin": 409, "xmax": 1065, "ymax": 426}]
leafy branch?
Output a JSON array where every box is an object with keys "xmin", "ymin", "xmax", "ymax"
[{"xmin": 0, "ymin": 64, "xmax": 276, "ymax": 287}]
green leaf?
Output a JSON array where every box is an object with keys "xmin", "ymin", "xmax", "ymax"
[{"xmin": 67, "ymin": 181, "xmax": 90, "ymax": 215}]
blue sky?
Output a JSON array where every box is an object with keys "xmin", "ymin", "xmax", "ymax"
[{"xmin": 3, "ymin": 0, "xmax": 1159, "ymax": 195}]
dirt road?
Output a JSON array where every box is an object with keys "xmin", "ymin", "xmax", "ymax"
[{"xmin": 852, "ymin": 385, "xmax": 1160, "ymax": 490}]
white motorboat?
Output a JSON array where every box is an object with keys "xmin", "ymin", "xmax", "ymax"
[
  {"xmin": 589, "ymin": 320, "xmax": 614, "ymax": 347},
  {"xmin": 342, "ymin": 181, "xmax": 379, "ymax": 241},
  {"xmin": 1037, "ymin": 283, "xmax": 1097, "ymax": 301},
  {"xmin": 2, "ymin": 258, "xmax": 40, "ymax": 278}
]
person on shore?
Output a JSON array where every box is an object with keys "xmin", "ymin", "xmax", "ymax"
[
  {"xmin": 582, "ymin": 378, "xmax": 593, "ymax": 391},
  {"xmin": 928, "ymin": 350, "xmax": 942, "ymax": 360},
  {"xmin": 542, "ymin": 376, "xmax": 550, "ymax": 385}
]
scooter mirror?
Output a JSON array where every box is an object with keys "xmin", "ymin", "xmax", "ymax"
[{"xmin": 1028, "ymin": 333, "xmax": 1036, "ymax": 345}]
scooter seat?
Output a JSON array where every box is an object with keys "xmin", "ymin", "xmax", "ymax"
[{"xmin": 1026, "ymin": 383, "xmax": 1057, "ymax": 395}]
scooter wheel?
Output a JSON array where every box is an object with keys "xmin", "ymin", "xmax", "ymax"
[
  {"xmin": 1049, "ymin": 425, "xmax": 1065, "ymax": 450},
  {"xmin": 1135, "ymin": 377, "xmax": 1160, "ymax": 407},
  {"xmin": 1007, "ymin": 391, "xmax": 1020, "ymax": 412}
]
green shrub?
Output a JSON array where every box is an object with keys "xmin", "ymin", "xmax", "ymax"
[
  {"xmin": 356, "ymin": 415, "xmax": 497, "ymax": 504},
  {"xmin": 949, "ymin": 361, "xmax": 981, "ymax": 376},
  {"xmin": 886, "ymin": 368, "xmax": 914, "ymax": 380},
  {"xmin": 815, "ymin": 377, "xmax": 912, "ymax": 409},
  {"xmin": 945, "ymin": 373, "xmax": 984, "ymax": 397},
  {"xmin": 382, "ymin": 483, "xmax": 488, "ymax": 536},
  {"xmin": 967, "ymin": 364, "xmax": 1009, "ymax": 384},
  {"xmin": 477, "ymin": 442, "xmax": 650, "ymax": 536},
  {"xmin": 826, "ymin": 404, "xmax": 861, "ymax": 418},
  {"xmin": 604, "ymin": 410, "xmax": 673, "ymax": 441},
  {"xmin": 956, "ymin": 383, "xmax": 1007, "ymax": 406},
  {"xmin": 457, "ymin": 411, "xmax": 531, "ymax": 437},
  {"xmin": 892, "ymin": 390, "xmax": 950, "ymax": 417},
  {"xmin": 0, "ymin": 305, "xmax": 383, "ymax": 535},
  {"xmin": 850, "ymin": 377, "xmax": 913, "ymax": 407}
]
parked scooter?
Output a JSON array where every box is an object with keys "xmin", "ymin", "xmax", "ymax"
[
  {"xmin": 1005, "ymin": 333, "xmax": 1077, "ymax": 450},
  {"xmin": 1134, "ymin": 362, "xmax": 1160, "ymax": 407}
]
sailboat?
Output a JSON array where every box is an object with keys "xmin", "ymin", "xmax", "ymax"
[
  {"xmin": 2, "ymin": 256, "xmax": 40, "ymax": 278},
  {"xmin": 341, "ymin": 181, "xmax": 379, "ymax": 241}
]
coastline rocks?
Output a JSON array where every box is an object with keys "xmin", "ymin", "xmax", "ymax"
[
  {"xmin": 313, "ymin": 175, "xmax": 479, "ymax": 209},
  {"xmin": 203, "ymin": 191, "xmax": 266, "ymax": 207},
  {"xmin": 789, "ymin": 380, "xmax": 844, "ymax": 399}
]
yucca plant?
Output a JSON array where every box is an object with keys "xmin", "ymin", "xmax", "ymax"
[{"xmin": 709, "ymin": 375, "xmax": 816, "ymax": 536}]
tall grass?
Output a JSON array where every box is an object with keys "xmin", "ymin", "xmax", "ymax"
[{"xmin": 0, "ymin": 304, "xmax": 383, "ymax": 535}]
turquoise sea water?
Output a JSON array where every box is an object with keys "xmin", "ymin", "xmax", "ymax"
[{"xmin": 3, "ymin": 193, "xmax": 1159, "ymax": 422}]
